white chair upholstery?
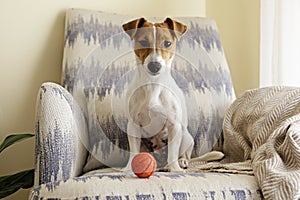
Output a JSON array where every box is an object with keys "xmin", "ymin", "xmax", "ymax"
[{"xmin": 30, "ymin": 8, "xmax": 264, "ymax": 200}]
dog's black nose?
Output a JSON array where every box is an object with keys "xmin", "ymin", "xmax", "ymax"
[{"xmin": 147, "ymin": 62, "xmax": 162, "ymax": 74}]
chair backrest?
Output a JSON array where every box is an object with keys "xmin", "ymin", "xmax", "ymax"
[{"xmin": 62, "ymin": 8, "xmax": 235, "ymax": 170}]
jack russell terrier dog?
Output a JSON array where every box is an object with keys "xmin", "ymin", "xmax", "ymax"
[{"xmin": 122, "ymin": 17, "xmax": 194, "ymax": 172}]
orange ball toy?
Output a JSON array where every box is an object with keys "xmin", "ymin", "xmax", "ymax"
[{"xmin": 131, "ymin": 152, "xmax": 157, "ymax": 178}]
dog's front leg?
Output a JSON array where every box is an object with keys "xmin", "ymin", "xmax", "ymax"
[
  {"xmin": 178, "ymin": 127, "xmax": 194, "ymax": 169},
  {"xmin": 122, "ymin": 121, "xmax": 141, "ymax": 172},
  {"xmin": 167, "ymin": 122, "xmax": 184, "ymax": 172}
]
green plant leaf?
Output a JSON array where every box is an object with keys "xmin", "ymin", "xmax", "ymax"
[
  {"xmin": 0, "ymin": 134, "xmax": 34, "ymax": 153},
  {"xmin": 0, "ymin": 169, "xmax": 34, "ymax": 198}
]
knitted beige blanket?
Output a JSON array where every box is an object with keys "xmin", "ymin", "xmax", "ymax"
[{"xmin": 189, "ymin": 86, "xmax": 300, "ymax": 200}]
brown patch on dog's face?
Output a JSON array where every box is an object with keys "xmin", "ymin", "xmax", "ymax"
[
  {"xmin": 154, "ymin": 22, "xmax": 177, "ymax": 65},
  {"xmin": 132, "ymin": 21, "xmax": 155, "ymax": 64}
]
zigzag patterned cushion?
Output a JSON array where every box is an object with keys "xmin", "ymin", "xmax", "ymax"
[
  {"xmin": 61, "ymin": 8, "xmax": 235, "ymax": 171},
  {"xmin": 30, "ymin": 170, "xmax": 262, "ymax": 199}
]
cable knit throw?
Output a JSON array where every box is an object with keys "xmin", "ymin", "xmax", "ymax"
[{"xmin": 189, "ymin": 86, "xmax": 300, "ymax": 200}]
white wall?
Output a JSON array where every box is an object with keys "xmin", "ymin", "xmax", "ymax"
[
  {"xmin": 0, "ymin": 0, "xmax": 205, "ymax": 199},
  {"xmin": 206, "ymin": 0, "xmax": 260, "ymax": 96}
]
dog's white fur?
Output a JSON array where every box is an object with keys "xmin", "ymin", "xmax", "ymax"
[{"xmin": 122, "ymin": 18, "xmax": 194, "ymax": 172}]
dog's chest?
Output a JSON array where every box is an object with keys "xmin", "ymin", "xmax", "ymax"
[{"xmin": 128, "ymin": 84, "xmax": 181, "ymax": 134}]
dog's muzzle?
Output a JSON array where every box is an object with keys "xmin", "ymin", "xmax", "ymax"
[{"xmin": 147, "ymin": 62, "xmax": 162, "ymax": 75}]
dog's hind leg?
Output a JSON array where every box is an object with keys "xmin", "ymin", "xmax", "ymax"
[{"xmin": 190, "ymin": 151, "xmax": 224, "ymax": 162}]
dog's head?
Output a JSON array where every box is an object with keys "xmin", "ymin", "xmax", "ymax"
[{"xmin": 123, "ymin": 18, "xmax": 187, "ymax": 76}]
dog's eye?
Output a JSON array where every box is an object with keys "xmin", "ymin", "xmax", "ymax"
[
  {"xmin": 139, "ymin": 40, "xmax": 150, "ymax": 47},
  {"xmin": 164, "ymin": 41, "xmax": 172, "ymax": 48}
]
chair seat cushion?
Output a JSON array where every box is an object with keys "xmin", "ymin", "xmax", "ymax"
[{"xmin": 30, "ymin": 170, "xmax": 262, "ymax": 199}]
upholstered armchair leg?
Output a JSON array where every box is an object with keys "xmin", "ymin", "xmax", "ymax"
[{"xmin": 34, "ymin": 82, "xmax": 88, "ymax": 185}]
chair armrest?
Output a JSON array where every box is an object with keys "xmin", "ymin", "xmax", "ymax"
[{"xmin": 34, "ymin": 82, "xmax": 88, "ymax": 185}]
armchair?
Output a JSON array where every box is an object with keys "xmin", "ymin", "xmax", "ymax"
[{"xmin": 30, "ymin": 8, "xmax": 300, "ymax": 200}]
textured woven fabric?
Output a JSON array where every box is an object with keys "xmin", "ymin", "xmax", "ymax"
[
  {"xmin": 225, "ymin": 86, "xmax": 300, "ymax": 200},
  {"xmin": 189, "ymin": 86, "xmax": 300, "ymax": 200},
  {"xmin": 34, "ymin": 82, "xmax": 88, "ymax": 185}
]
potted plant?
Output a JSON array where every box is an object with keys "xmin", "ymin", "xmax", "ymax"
[{"xmin": 0, "ymin": 134, "xmax": 34, "ymax": 198}]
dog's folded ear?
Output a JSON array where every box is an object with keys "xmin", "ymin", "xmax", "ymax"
[
  {"xmin": 164, "ymin": 18, "xmax": 187, "ymax": 39},
  {"xmin": 122, "ymin": 18, "xmax": 147, "ymax": 39}
]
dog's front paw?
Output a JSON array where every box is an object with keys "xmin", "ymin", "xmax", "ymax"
[
  {"xmin": 121, "ymin": 164, "xmax": 133, "ymax": 173},
  {"xmin": 178, "ymin": 158, "xmax": 189, "ymax": 169},
  {"xmin": 159, "ymin": 164, "xmax": 184, "ymax": 172}
]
